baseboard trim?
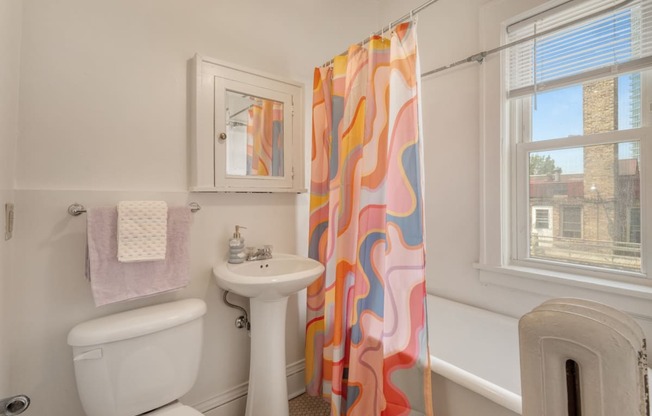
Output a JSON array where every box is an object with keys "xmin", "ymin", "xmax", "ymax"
[
  {"xmin": 194, "ymin": 359, "xmax": 306, "ymax": 414},
  {"xmin": 286, "ymin": 359, "xmax": 307, "ymax": 400},
  {"xmin": 194, "ymin": 381, "xmax": 248, "ymax": 413},
  {"xmin": 286, "ymin": 359, "xmax": 305, "ymax": 377}
]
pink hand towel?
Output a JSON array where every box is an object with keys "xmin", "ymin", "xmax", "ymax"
[{"xmin": 86, "ymin": 206, "xmax": 192, "ymax": 306}]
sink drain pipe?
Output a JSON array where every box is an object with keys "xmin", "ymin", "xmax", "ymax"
[
  {"xmin": 0, "ymin": 395, "xmax": 30, "ymax": 415},
  {"xmin": 222, "ymin": 290, "xmax": 250, "ymax": 331}
]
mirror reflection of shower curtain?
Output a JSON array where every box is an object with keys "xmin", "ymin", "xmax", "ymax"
[{"xmin": 246, "ymin": 100, "xmax": 284, "ymax": 176}]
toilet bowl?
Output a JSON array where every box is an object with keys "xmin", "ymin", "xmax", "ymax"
[{"xmin": 67, "ymin": 299, "xmax": 207, "ymax": 416}]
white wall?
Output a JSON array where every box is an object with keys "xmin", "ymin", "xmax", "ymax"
[
  {"xmin": 16, "ymin": 0, "xmax": 379, "ymax": 191},
  {"xmin": 9, "ymin": 0, "xmax": 383, "ymax": 414},
  {"xmin": 0, "ymin": 0, "xmax": 21, "ymax": 397}
]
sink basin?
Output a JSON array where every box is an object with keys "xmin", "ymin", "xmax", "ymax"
[{"xmin": 213, "ymin": 253, "xmax": 324, "ymax": 300}]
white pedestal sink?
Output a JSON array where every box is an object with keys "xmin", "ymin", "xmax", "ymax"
[{"xmin": 213, "ymin": 253, "xmax": 324, "ymax": 416}]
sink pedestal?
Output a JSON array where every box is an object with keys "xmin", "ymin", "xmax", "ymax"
[{"xmin": 246, "ymin": 297, "xmax": 290, "ymax": 416}]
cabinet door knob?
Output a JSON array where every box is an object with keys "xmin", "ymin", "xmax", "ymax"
[{"xmin": 218, "ymin": 132, "xmax": 227, "ymax": 141}]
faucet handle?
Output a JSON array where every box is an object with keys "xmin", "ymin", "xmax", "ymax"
[{"xmin": 263, "ymin": 245, "xmax": 273, "ymax": 254}]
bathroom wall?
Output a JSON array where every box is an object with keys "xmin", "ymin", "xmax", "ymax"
[
  {"xmin": 0, "ymin": 0, "xmax": 22, "ymax": 397},
  {"xmin": 8, "ymin": 0, "xmax": 383, "ymax": 414}
]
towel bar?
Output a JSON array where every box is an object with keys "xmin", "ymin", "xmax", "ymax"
[{"xmin": 68, "ymin": 202, "xmax": 201, "ymax": 216}]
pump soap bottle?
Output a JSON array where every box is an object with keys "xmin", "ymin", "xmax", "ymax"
[{"xmin": 228, "ymin": 225, "xmax": 246, "ymax": 264}]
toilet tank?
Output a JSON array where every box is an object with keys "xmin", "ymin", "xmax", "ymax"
[{"xmin": 67, "ymin": 299, "xmax": 207, "ymax": 416}]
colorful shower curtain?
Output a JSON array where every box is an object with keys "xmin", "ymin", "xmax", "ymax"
[
  {"xmin": 246, "ymin": 100, "xmax": 284, "ymax": 176},
  {"xmin": 306, "ymin": 21, "xmax": 432, "ymax": 416}
]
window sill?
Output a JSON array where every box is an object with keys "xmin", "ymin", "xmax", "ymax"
[{"xmin": 474, "ymin": 262, "xmax": 652, "ymax": 303}]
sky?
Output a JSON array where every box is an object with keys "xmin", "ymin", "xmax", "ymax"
[{"xmin": 531, "ymin": 73, "xmax": 639, "ymax": 174}]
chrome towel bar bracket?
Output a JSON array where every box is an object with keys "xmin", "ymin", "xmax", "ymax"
[{"xmin": 68, "ymin": 202, "xmax": 201, "ymax": 216}]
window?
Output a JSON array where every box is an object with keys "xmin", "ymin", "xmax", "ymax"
[
  {"xmin": 629, "ymin": 207, "xmax": 641, "ymax": 243},
  {"xmin": 561, "ymin": 206, "xmax": 582, "ymax": 239},
  {"xmin": 533, "ymin": 207, "xmax": 551, "ymax": 229},
  {"xmin": 507, "ymin": 0, "xmax": 650, "ymax": 275}
]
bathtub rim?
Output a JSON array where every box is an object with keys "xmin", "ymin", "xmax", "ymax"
[{"xmin": 430, "ymin": 355, "xmax": 523, "ymax": 415}]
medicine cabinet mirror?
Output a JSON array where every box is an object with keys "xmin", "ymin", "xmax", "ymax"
[{"xmin": 190, "ymin": 54, "xmax": 305, "ymax": 192}]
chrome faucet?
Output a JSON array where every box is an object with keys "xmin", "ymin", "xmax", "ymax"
[{"xmin": 246, "ymin": 245, "xmax": 273, "ymax": 261}]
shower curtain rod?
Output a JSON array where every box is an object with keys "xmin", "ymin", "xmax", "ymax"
[
  {"xmin": 421, "ymin": 0, "xmax": 633, "ymax": 78},
  {"xmin": 320, "ymin": 0, "xmax": 633, "ymax": 77},
  {"xmin": 321, "ymin": 0, "xmax": 442, "ymax": 67}
]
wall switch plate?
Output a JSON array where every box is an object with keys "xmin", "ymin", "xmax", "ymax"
[{"xmin": 5, "ymin": 203, "xmax": 14, "ymax": 241}]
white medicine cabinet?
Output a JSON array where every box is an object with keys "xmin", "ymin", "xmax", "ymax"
[{"xmin": 190, "ymin": 54, "xmax": 305, "ymax": 192}]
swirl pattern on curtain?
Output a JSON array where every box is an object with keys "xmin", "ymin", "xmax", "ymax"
[{"xmin": 306, "ymin": 21, "xmax": 432, "ymax": 416}]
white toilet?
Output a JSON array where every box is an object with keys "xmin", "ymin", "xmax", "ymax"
[{"xmin": 67, "ymin": 298, "xmax": 207, "ymax": 416}]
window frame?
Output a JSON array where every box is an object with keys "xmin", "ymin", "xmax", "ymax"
[
  {"xmin": 503, "ymin": 0, "xmax": 652, "ymax": 280},
  {"xmin": 477, "ymin": 0, "xmax": 652, "ymax": 316},
  {"xmin": 511, "ymin": 81, "xmax": 651, "ymax": 281}
]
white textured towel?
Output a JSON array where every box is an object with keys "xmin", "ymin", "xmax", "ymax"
[{"xmin": 117, "ymin": 201, "xmax": 168, "ymax": 262}]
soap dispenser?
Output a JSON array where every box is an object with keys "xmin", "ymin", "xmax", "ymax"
[{"xmin": 228, "ymin": 225, "xmax": 246, "ymax": 264}]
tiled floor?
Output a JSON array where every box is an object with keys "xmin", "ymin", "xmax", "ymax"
[{"xmin": 289, "ymin": 393, "xmax": 330, "ymax": 416}]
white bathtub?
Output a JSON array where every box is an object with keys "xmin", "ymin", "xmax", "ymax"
[{"xmin": 427, "ymin": 294, "xmax": 522, "ymax": 416}]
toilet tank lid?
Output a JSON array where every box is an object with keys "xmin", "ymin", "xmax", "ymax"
[{"xmin": 67, "ymin": 298, "xmax": 207, "ymax": 347}]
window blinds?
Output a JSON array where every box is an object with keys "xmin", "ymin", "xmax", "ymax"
[{"xmin": 507, "ymin": 0, "xmax": 652, "ymax": 98}]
